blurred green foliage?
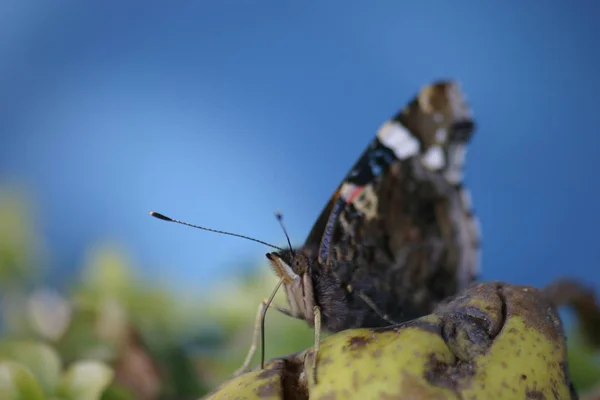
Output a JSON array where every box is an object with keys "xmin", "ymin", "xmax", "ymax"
[
  {"xmin": 0, "ymin": 188, "xmax": 316, "ymax": 399},
  {"xmin": 0, "ymin": 187, "xmax": 598, "ymax": 398},
  {"xmin": 568, "ymin": 329, "xmax": 600, "ymax": 393}
]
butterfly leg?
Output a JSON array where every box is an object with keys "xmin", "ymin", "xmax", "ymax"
[
  {"xmin": 269, "ymin": 303, "xmax": 296, "ymax": 318},
  {"xmin": 309, "ymin": 305, "xmax": 321, "ymax": 385},
  {"xmin": 233, "ymin": 300, "xmax": 266, "ymax": 376},
  {"xmin": 233, "ymin": 299, "xmax": 302, "ymax": 377},
  {"xmin": 262, "ymin": 303, "xmax": 322, "ymax": 385},
  {"xmin": 331, "ymin": 262, "xmax": 401, "ymax": 327},
  {"xmin": 352, "ymin": 286, "xmax": 401, "ymax": 326}
]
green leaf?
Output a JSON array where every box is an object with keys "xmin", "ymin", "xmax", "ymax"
[
  {"xmin": 567, "ymin": 332, "xmax": 600, "ymax": 391},
  {"xmin": 100, "ymin": 384, "xmax": 136, "ymax": 400},
  {"xmin": 0, "ymin": 340, "xmax": 62, "ymax": 395},
  {"xmin": 56, "ymin": 360, "xmax": 114, "ymax": 400},
  {"xmin": 0, "ymin": 361, "xmax": 45, "ymax": 400}
]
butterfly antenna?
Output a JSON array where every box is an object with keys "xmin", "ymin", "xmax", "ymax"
[
  {"xmin": 275, "ymin": 212, "xmax": 295, "ymax": 256},
  {"xmin": 149, "ymin": 211, "xmax": 283, "ymax": 251}
]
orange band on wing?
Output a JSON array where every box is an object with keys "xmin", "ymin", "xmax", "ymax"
[{"xmin": 345, "ymin": 186, "xmax": 364, "ymax": 203}]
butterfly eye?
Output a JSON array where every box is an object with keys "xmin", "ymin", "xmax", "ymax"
[{"xmin": 293, "ymin": 255, "xmax": 308, "ymax": 275}]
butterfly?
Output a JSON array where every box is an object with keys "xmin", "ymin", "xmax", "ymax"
[
  {"xmin": 151, "ymin": 80, "xmax": 480, "ymax": 383},
  {"xmin": 244, "ymin": 80, "xmax": 480, "ymax": 378}
]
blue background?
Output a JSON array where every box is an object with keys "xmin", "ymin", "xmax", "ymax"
[{"xmin": 1, "ymin": 2, "xmax": 599, "ymax": 295}]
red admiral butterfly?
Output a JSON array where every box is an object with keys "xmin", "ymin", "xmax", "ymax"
[{"xmin": 150, "ymin": 80, "xmax": 480, "ymax": 382}]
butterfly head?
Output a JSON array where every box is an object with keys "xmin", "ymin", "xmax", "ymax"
[{"xmin": 266, "ymin": 249, "xmax": 316, "ymax": 325}]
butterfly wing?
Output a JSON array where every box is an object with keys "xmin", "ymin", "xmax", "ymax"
[{"xmin": 305, "ymin": 81, "xmax": 480, "ymax": 324}]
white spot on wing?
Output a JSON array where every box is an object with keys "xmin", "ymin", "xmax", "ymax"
[
  {"xmin": 445, "ymin": 169, "xmax": 463, "ymax": 185},
  {"xmin": 377, "ymin": 121, "xmax": 420, "ymax": 160},
  {"xmin": 435, "ymin": 128, "xmax": 447, "ymax": 143},
  {"xmin": 444, "ymin": 144, "xmax": 467, "ymax": 184},
  {"xmin": 421, "ymin": 146, "xmax": 445, "ymax": 170},
  {"xmin": 459, "ymin": 187, "xmax": 473, "ymax": 210}
]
